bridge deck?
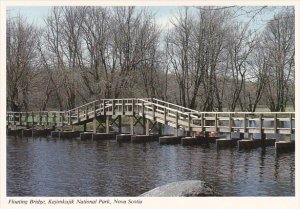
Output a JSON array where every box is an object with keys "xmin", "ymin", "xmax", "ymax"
[{"xmin": 6, "ymin": 98, "xmax": 295, "ymax": 136}]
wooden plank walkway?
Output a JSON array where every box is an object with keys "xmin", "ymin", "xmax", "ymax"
[{"xmin": 6, "ymin": 98, "xmax": 295, "ymax": 137}]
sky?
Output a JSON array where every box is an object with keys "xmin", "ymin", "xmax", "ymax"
[
  {"xmin": 6, "ymin": 6, "xmax": 181, "ymax": 28},
  {"xmin": 6, "ymin": 6, "xmax": 288, "ymax": 31}
]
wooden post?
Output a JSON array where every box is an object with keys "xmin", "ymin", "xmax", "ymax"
[
  {"xmin": 61, "ymin": 112, "xmax": 63, "ymax": 126},
  {"xmin": 142, "ymin": 101, "xmax": 145, "ymax": 116},
  {"xmin": 106, "ymin": 116, "xmax": 110, "ymax": 133},
  {"xmin": 175, "ymin": 111, "xmax": 178, "ymax": 137},
  {"xmin": 93, "ymin": 103, "xmax": 97, "ymax": 133},
  {"xmin": 290, "ymin": 113, "xmax": 293, "ymax": 135},
  {"xmin": 215, "ymin": 113, "xmax": 218, "ymax": 132},
  {"xmin": 122, "ymin": 99, "xmax": 125, "ymax": 115},
  {"xmin": 77, "ymin": 108, "xmax": 79, "ymax": 122},
  {"xmin": 85, "ymin": 106, "xmax": 88, "ymax": 120},
  {"xmin": 13, "ymin": 113, "xmax": 16, "ymax": 125},
  {"xmin": 46, "ymin": 112, "xmax": 49, "ymax": 126},
  {"xmin": 158, "ymin": 123, "xmax": 162, "ymax": 136},
  {"xmin": 6, "ymin": 113, "xmax": 9, "ymax": 126},
  {"xmin": 39, "ymin": 111, "xmax": 42, "ymax": 125},
  {"xmin": 146, "ymin": 119, "xmax": 150, "ymax": 135},
  {"xmin": 68, "ymin": 111, "xmax": 71, "ymax": 125},
  {"xmin": 188, "ymin": 113, "xmax": 191, "ymax": 136},
  {"xmin": 132, "ymin": 99, "xmax": 135, "ymax": 115},
  {"xmin": 103, "ymin": 100, "xmax": 106, "ymax": 115},
  {"xmin": 201, "ymin": 113, "xmax": 204, "ymax": 132},
  {"xmin": 244, "ymin": 114, "xmax": 248, "ymax": 135},
  {"xmin": 259, "ymin": 114, "xmax": 263, "ymax": 135},
  {"xmin": 83, "ymin": 123, "xmax": 87, "ymax": 132},
  {"xmin": 152, "ymin": 104, "xmax": 155, "ymax": 121},
  {"xmin": 25, "ymin": 112, "xmax": 29, "ymax": 128},
  {"xmin": 61, "ymin": 113, "xmax": 64, "ymax": 131},
  {"xmin": 259, "ymin": 114, "xmax": 265, "ymax": 141},
  {"xmin": 130, "ymin": 116, "xmax": 134, "ymax": 135},
  {"xmin": 164, "ymin": 108, "xmax": 167, "ymax": 124},
  {"xmin": 112, "ymin": 100, "xmax": 115, "ymax": 115},
  {"xmin": 142, "ymin": 101, "xmax": 146, "ymax": 134},
  {"xmin": 118, "ymin": 115, "xmax": 122, "ymax": 134},
  {"xmin": 19, "ymin": 113, "xmax": 22, "ymax": 126},
  {"xmin": 53, "ymin": 113, "xmax": 56, "ymax": 126},
  {"xmin": 94, "ymin": 102, "xmax": 96, "ymax": 117},
  {"xmin": 93, "ymin": 118, "xmax": 97, "ymax": 133},
  {"xmin": 32, "ymin": 112, "xmax": 35, "ymax": 128},
  {"xmin": 228, "ymin": 113, "xmax": 232, "ymax": 140},
  {"xmin": 274, "ymin": 113, "xmax": 278, "ymax": 134},
  {"xmin": 136, "ymin": 100, "xmax": 140, "ymax": 113}
]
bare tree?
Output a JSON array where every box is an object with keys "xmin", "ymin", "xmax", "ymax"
[
  {"xmin": 80, "ymin": 7, "xmax": 111, "ymax": 100},
  {"xmin": 166, "ymin": 7, "xmax": 230, "ymax": 111},
  {"xmin": 7, "ymin": 6, "xmax": 294, "ymax": 113},
  {"xmin": 263, "ymin": 9, "xmax": 295, "ymax": 111},
  {"xmin": 165, "ymin": 7, "xmax": 193, "ymax": 107},
  {"xmin": 135, "ymin": 9, "xmax": 162, "ymax": 98},
  {"xmin": 244, "ymin": 41, "xmax": 269, "ymax": 112},
  {"xmin": 7, "ymin": 15, "xmax": 39, "ymax": 111},
  {"xmin": 42, "ymin": 7, "xmax": 86, "ymax": 109},
  {"xmin": 193, "ymin": 8, "xmax": 229, "ymax": 111},
  {"xmin": 224, "ymin": 23, "xmax": 256, "ymax": 111}
]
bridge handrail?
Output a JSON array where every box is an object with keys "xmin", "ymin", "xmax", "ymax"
[
  {"xmin": 6, "ymin": 98, "xmax": 295, "ymax": 129},
  {"xmin": 137, "ymin": 98, "xmax": 295, "ymax": 116},
  {"xmin": 7, "ymin": 110, "xmax": 295, "ymax": 116},
  {"xmin": 68, "ymin": 100, "xmax": 100, "ymax": 112},
  {"xmin": 138, "ymin": 99, "xmax": 193, "ymax": 116},
  {"xmin": 7, "ymin": 111, "xmax": 65, "ymax": 114},
  {"xmin": 149, "ymin": 98, "xmax": 199, "ymax": 113}
]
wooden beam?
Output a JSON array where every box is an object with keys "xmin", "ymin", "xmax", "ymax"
[
  {"xmin": 259, "ymin": 114, "xmax": 263, "ymax": 134},
  {"xmin": 229, "ymin": 113, "xmax": 232, "ymax": 140},
  {"xmin": 175, "ymin": 111, "xmax": 178, "ymax": 137},
  {"xmin": 164, "ymin": 108, "xmax": 167, "ymax": 124},
  {"xmin": 106, "ymin": 116, "xmax": 110, "ymax": 133},
  {"xmin": 243, "ymin": 114, "xmax": 248, "ymax": 134},
  {"xmin": 93, "ymin": 117, "xmax": 97, "ymax": 133},
  {"xmin": 132, "ymin": 99, "xmax": 135, "ymax": 115},
  {"xmin": 274, "ymin": 113, "xmax": 278, "ymax": 134},
  {"xmin": 130, "ymin": 116, "xmax": 134, "ymax": 134},
  {"xmin": 146, "ymin": 119, "xmax": 150, "ymax": 135}
]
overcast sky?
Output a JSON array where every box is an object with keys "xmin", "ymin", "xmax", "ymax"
[
  {"xmin": 6, "ymin": 6, "xmax": 288, "ymax": 32},
  {"xmin": 7, "ymin": 6, "xmax": 179, "ymax": 28}
]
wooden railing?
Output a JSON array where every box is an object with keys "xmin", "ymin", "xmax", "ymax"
[{"xmin": 6, "ymin": 98, "xmax": 295, "ymax": 135}]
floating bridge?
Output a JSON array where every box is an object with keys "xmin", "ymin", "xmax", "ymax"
[{"xmin": 6, "ymin": 98, "xmax": 295, "ymax": 152}]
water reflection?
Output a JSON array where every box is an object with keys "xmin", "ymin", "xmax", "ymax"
[{"xmin": 7, "ymin": 136, "xmax": 294, "ymax": 196}]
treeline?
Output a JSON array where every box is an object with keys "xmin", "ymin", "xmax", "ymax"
[{"xmin": 6, "ymin": 6, "xmax": 295, "ymax": 112}]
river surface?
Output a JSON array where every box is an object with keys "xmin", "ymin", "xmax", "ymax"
[{"xmin": 7, "ymin": 132, "xmax": 295, "ymax": 197}]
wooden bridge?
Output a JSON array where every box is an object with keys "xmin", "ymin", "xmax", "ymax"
[{"xmin": 7, "ymin": 98, "xmax": 295, "ymax": 138}]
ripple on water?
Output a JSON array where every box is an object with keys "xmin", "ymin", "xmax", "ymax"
[{"xmin": 6, "ymin": 136, "xmax": 295, "ymax": 196}]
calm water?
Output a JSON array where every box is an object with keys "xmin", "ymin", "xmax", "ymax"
[{"xmin": 7, "ymin": 135, "xmax": 294, "ymax": 196}]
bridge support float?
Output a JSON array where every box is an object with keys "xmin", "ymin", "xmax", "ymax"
[
  {"xmin": 92, "ymin": 133, "xmax": 116, "ymax": 140},
  {"xmin": 238, "ymin": 139, "xmax": 276, "ymax": 150},
  {"xmin": 159, "ymin": 136, "xmax": 181, "ymax": 145},
  {"xmin": 216, "ymin": 139, "xmax": 238, "ymax": 148},
  {"xmin": 80, "ymin": 132, "xmax": 93, "ymax": 140},
  {"xmin": 7, "ymin": 128, "xmax": 53, "ymax": 137},
  {"xmin": 181, "ymin": 137, "xmax": 213, "ymax": 146},
  {"xmin": 131, "ymin": 135, "xmax": 155, "ymax": 143},
  {"xmin": 216, "ymin": 132, "xmax": 243, "ymax": 148},
  {"xmin": 275, "ymin": 141, "xmax": 295, "ymax": 153},
  {"xmin": 51, "ymin": 131, "xmax": 80, "ymax": 138},
  {"xmin": 116, "ymin": 134, "xmax": 133, "ymax": 142},
  {"xmin": 7, "ymin": 129, "xmax": 22, "ymax": 137}
]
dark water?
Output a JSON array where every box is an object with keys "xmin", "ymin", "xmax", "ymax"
[{"xmin": 7, "ymin": 135, "xmax": 294, "ymax": 197}]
